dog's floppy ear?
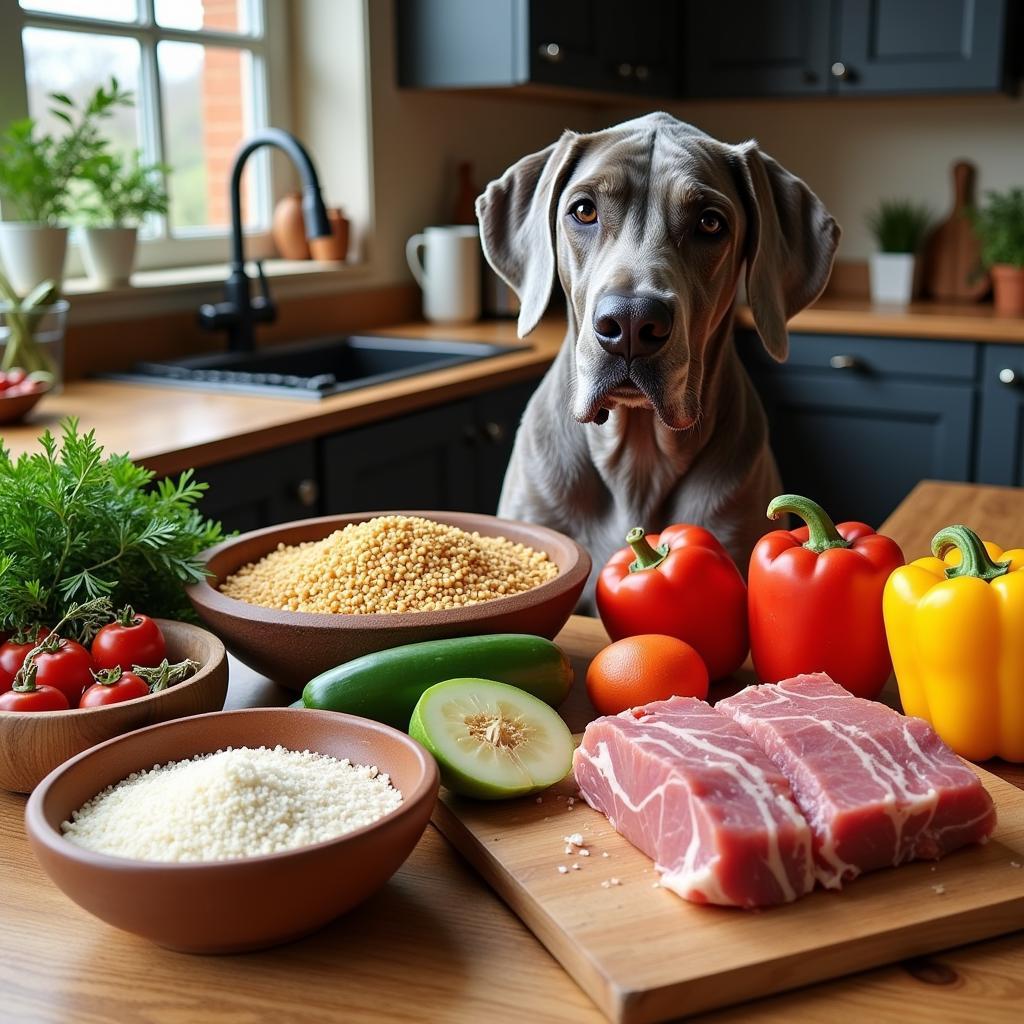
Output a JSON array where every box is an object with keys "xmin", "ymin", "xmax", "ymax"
[
  {"xmin": 476, "ymin": 130, "xmax": 582, "ymax": 337},
  {"xmin": 736, "ymin": 143, "xmax": 840, "ymax": 362}
]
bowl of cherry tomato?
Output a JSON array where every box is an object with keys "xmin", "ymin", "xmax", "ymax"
[
  {"xmin": 0, "ymin": 611, "xmax": 228, "ymax": 793},
  {"xmin": 0, "ymin": 368, "xmax": 51, "ymax": 425}
]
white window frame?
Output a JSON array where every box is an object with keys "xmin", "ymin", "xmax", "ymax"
[{"xmin": 0, "ymin": 0, "xmax": 292, "ymax": 272}]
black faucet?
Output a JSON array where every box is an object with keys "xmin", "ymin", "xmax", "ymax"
[{"xmin": 198, "ymin": 128, "xmax": 331, "ymax": 352}]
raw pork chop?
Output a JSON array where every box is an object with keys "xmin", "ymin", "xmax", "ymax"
[
  {"xmin": 717, "ymin": 673, "xmax": 997, "ymax": 888},
  {"xmin": 573, "ymin": 696, "xmax": 815, "ymax": 908}
]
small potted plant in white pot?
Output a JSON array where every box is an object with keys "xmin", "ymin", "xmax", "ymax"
[
  {"xmin": 971, "ymin": 188, "xmax": 1024, "ymax": 317},
  {"xmin": 866, "ymin": 199, "xmax": 933, "ymax": 306},
  {"xmin": 77, "ymin": 151, "xmax": 169, "ymax": 287},
  {"xmin": 0, "ymin": 79, "xmax": 132, "ymax": 294}
]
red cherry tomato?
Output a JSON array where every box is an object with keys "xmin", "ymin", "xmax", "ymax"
[
  {"xmin": 91, "ymin": 608, "xmax": 166, "ymax": 672},
  {"xmin": 79, "ymin": 668, "xmax": 151, "ymax": 708},
  {"xmin": 0, "ymin": 628, "xmax": 50, "ymax": 694},
  {"xmin": 33, "ymin": 639, "xmax": 94, "ymax": 705},
  {"xmin": 0, "ymin": 684, "xmax": 70, "ymax": 712}
]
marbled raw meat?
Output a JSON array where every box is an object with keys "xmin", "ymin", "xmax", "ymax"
[
  {"xmin": 717, "ymin": 673, "xmax": 997, "ymax": 888},
  {"xmin": 573, "ymin": 696, "xmax": 815, "ymax": 908}
]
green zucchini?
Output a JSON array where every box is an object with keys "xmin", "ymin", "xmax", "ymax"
[{"xmin": 301, "ymin": 634, "xmax": 573, "ymax": 729}]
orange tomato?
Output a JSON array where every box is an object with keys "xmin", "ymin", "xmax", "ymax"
[{"xmin": 585, "ymin": 634, "xmax": 709, "ymax": 717}]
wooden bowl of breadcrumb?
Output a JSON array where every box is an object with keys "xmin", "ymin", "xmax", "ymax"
[{"xmin": 186, "ymin": 511, "xmax": 590, "ymax": 692}]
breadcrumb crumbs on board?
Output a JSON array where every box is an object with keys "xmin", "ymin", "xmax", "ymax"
[
  {"xmin": 60, "ymin": 745, "xmax": 402, "ymax": 862},
  {"xmin": 219, "ymin": 514, "xmax": 558, "ymax": 614}
]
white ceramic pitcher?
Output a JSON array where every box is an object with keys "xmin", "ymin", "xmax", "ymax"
[{"xmin": 405, "ymin": 225, "xmax": 481, "ymax": 324}]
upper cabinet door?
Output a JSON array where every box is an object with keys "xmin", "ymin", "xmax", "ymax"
[
  {"xmin": 833, "ymin": 0, "xmax": 1012, "ymax": 94},
  {"xmin": 682, "ymin": 0, "xmax": 831, "ymax": 98}
]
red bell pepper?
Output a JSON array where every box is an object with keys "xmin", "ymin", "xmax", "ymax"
[
  {"xmin": 596, "ymin": 524, "xmax": 748, "ymax": 680},
  {"xmin": 748, "ymin": 494, "xmax": 905, "ymax": 699}
]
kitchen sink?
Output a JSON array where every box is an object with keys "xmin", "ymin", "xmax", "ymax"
[{"xmin": 102, "ymin": 334, "xmax": 519, "ymax": 400}]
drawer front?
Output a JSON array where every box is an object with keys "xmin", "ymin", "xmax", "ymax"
[{"xmin": 740, "ymin": 331, "xmax": 978, "ymax": 381}]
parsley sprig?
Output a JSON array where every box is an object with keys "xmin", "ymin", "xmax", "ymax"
[{"xmin": 0, "ymin": 419, "xmax": 227, "ymax": 635}]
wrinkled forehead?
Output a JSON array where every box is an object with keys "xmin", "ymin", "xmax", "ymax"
[{"xmin": 564, "ymin": 129, "xmax": 745, "ymax": 216}]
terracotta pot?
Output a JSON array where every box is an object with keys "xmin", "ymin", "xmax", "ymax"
[
  {"xmin": 992, "ymin": 264, "xmax": 1024, "ymax": 317},
  {"xmin": 272, "ymin": 192, "xmax": 310, "ymax": 260},
  {"xmin": 309, "ymin": 208, "xmax": 349, "ymax": 262}
]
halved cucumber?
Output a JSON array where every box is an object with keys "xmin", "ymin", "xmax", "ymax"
[{"xmin": 409, "ymin": 678, "xmax": 574, "ymax": 800}]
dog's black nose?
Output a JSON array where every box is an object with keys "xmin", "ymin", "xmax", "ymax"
[{"xmin": 593, "ymin": 293, "xmax": 673, "ymax": 360}]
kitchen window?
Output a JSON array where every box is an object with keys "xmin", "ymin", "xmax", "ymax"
[{"xmin": 1, "ymin": 0, "xmax": 291, "ymax": 273}]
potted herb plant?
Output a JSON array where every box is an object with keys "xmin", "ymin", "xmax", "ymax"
[
  {"xmin": 0, "ymin": 79, "xmax": 132, "ymax": 294},
  {"xmin": 865, "ymin": 199, "xmax": 933, "ymax": 306},
  {"xmin": 972, "ymin": 188, "xmax": 1024, "ymax": 317},
  {"xmin": 77, "ymin": 151, "xmax": 169, "ymax": 287}
]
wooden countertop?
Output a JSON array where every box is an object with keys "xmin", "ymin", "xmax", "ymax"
[
  {"xmin": 2, "ymin": 299, "xmax": 1021, "ymax": 476},
  {"xmin": 3, "ymin": 480, "xmax": 1023, "ymax": 1023}
]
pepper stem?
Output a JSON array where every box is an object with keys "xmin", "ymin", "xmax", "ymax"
[
  {"xmin": 932, "ymin": 524, "xmax": 1010, "ymax": 582},
  {"xmin": 626, "ymin": 527, "xmax": 669, "ymax": 573},
  {"xmin": 766, "ymin": 493, "xmax": 852, "ymax": 553}
]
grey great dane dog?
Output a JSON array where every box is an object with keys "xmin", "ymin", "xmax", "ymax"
[{"xmin": 477, "ymin": 112, "xmax": 840, "ymax": 601}]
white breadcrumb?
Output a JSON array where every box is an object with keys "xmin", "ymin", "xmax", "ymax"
[
  {"xmin": 564, "ymin": 833, "xmax": 585, "ymax": 847},
  {"xmin": 578, "ymin": 849, "xmax": 591, "ymax": 857},
  {"xmin": 932, "ymin": 884, "xmax": 946, "ymax": 895},
  {"xmin": 557, "ymin": 865, "xmax": 568, "ymax": 875}
]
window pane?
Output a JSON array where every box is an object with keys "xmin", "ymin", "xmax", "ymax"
[
  {"xmin": 20, "ymin": 0, "xmax": 138, "ymax": 21},
  {"xmin": 159, "ymin": 41, "xmax": 263, "ymax": 233},
  {"xmin": 23, "ymin": 27, "xmax": 142, "ymax": 157},
  {"xmin": 154, "ymin": 0, "xmax": 259, "ymax": 34}
]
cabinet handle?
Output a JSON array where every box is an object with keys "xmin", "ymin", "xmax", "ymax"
[
  {"xmin": 634, "ymin": 64, "xmax": 649, "ymax": 81},
  {"xmin": 999, "ymin": 367, "xmax": 1019, "ymax": 386},
  {"xmin": 538, "ymin": 42, "xmax": 562, "ymax": 62},
  {"xmin": 295, "ymin": 478, "xmax": 319, "ymax": 508},
  {"xmin": 617, "ymin": 62, "xmax": 633, "ymax": 79},
  {"xmin": 830, "ymin": 61, "xmax": 851, "ymax": 80},
  {"xmin": 829, "ymin": 354, "xmax": 862, "ymax": 370},
  {"xmin": 483, "ymin": 421, "xmax": 507, "ymax": 443}
]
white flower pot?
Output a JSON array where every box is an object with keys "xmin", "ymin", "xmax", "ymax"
[
  {"xmin": 80, "ymin": 226, "xmax": 138, "ymax": 288},
  {"xmin": 0, "ymin": 223, "xmax": 69, "ymax": 295},
  {"xmin": 869, "ymin": 252, "xmax": 917, "ymax": 306}
]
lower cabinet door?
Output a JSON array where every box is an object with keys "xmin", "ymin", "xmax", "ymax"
[
  {"xmin": 195, "ymin": 442, "xmax": 320, "ymax": 534},
  {"xmin": 321, "ymin": 401, "xmax": 478, "ymax": 513},
  {"xmin": 473, "ymin": 379, "xmax": 539, "ymax": 514},
  {"xmin": 976, "ymin": 344, "xmax": 1024, "ymax": 486},
  {"xmin": 753, "ymin": 371, "xmax": 975, "ymax": 529}
]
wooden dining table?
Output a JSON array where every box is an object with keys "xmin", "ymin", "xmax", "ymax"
[{"xmin": 3, "ymin": 480, "xmax": 1023, "ymax": 1023}]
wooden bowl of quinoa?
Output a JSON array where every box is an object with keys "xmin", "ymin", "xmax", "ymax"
[
  {"xmin": 25, "ymin": 707, "xmax": 439, "ymax": 953},
  {"xmin": 186, "ymin": 511, "xmax": 591, "ymax": 691}
]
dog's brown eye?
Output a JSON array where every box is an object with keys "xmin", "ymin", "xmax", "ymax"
[
  {"xmin": 698, "ymin": 210, "xmax": 725, "ymax": 236},
  {"xmin": 571, "ymin": 199, "xmax": 598, "ymax": 225}
]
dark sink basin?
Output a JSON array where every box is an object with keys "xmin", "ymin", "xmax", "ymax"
[{"xmin": 102, "ymin": 334, "xmax": 519, "ymax": 400}]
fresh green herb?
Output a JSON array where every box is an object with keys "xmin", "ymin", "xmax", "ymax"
[
  {"xmin": 971, "ymin": 188, "xmax": 1024, "ymax": 269},
  {"xmin": 76, "ymin": 149, "xmax": 170, "ymax": 228},
  {"xmin": 0, "ymin": 78, "xmax": 134, "ymax": 225},
  {"xmin": 865, "ymin": 199, "xmax": 933, "ymax": 254},
  {"xmin": 0, "ymin": 419, "xmax": 226, "ymax": 634}
]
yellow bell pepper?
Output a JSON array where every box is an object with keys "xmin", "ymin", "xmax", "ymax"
[{"xmin": 883, "ymin": 524, "xmax": 1024, "ymax": 762}]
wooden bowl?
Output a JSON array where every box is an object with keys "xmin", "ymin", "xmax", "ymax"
[
  {"xmin": 0, "ymin": 384, "xmax": 48, "ymax": 424},
  {"xmin": 187, "ymin": 511, "xmax": 591, "ymax": 692},
  {"xmin": 25, "ymin": 708, "xmax": 439, "ymax": 953},
  {"xmin": 0, "ymin": 620, "xmax": 228, "ymax": 794}
]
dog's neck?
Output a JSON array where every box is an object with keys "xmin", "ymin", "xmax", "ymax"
[{"xmin": 559, "ymin": 306, "xmax": 756, "ymax": 522}]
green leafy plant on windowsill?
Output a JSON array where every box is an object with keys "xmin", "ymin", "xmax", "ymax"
[
  {"xmin": 971, "ymin": 188, "xmax": 1024, "ymax": 269},
  {"xmin": 0, "ymin": 78, "xmax": 134, "ymax": 225},
  {"xmin": 865, "ymin": 199, "xmax": 933, "ymax": 254},
  {"xmin": 76, "ymin": 150, "xmax": 170, "ymax": 229}
]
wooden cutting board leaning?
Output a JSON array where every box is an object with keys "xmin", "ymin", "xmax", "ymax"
[{"xmin": 922, "ymin": 160, "xmax": 990, "ymax": 302}]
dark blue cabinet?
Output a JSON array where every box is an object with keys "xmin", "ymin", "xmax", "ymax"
[
  {"xmin": 835, "ymin": 0, "xmax": 1014, "ymax": 95},
  {"xmin": 682, "ymin": 0, "xmax": 831, "ymax": 98},
  {"xmin": 976, "ymin": 344, "xmax": 1024, "ymax": 486},
  {"xmin": 740, "ymin": 333, "xmax": 976, "ymax": 527}
]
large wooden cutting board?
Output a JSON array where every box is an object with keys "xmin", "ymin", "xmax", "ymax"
[
  {"xmin": 433, "ymin": 764, "xmax": 1024, "ymax": 1023},
  {"xmin": 922, "ymin": 160, "xmax": 989, "ymax": 302}
]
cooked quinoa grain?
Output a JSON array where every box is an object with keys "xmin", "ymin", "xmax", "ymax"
[
  {"xmin": 60, "ymin": 745, "xmax": 403, "ymax": 862},
  {"xmin": 219, "ymin": 515, "xmax": 559, "ymax": 614}
]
